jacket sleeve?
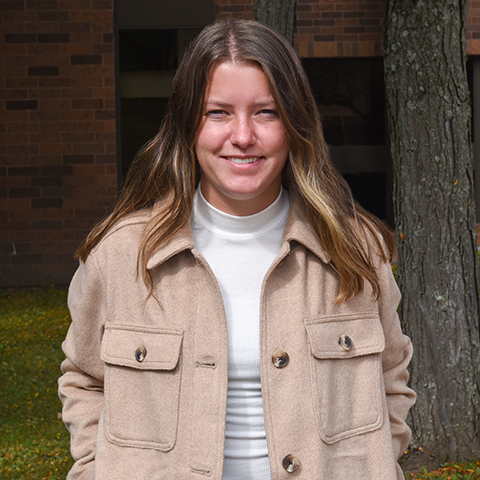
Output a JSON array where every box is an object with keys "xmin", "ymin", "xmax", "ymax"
[
  {"xmin": 58, "ymin": 254, "xmax": 107, "ymax": 480},
  {"xmin": 377, "ymin": 259, "xmax": 416, "ymax": 472}
]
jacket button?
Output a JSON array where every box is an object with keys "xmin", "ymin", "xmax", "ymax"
[
  {"xmin": 135, "ymin": 346, "xmax": 147, "ymax": 362},
  {"xmin": 282, "ymin": 454, "xmax": 300, "ymax": 473},
  {"xmin": 339, "ymin": 334, "xmax": 353, "ymax": 351},
  {"xmin": 272, "ymin": 350, "xmax": 289, "ymax": 368}
]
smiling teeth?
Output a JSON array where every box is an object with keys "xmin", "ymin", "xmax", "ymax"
[{"xmin": 228, "ymin": 157, "xmax": 259, "ymax": 164}]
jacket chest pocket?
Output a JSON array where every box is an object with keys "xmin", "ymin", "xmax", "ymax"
[
  {"xmin": 100, "ymin": 324, "xmax": 184, "ymax": 451},
  {"xmin": 304, "ymin": 313, "xmax": 385, "ymax": 444}
]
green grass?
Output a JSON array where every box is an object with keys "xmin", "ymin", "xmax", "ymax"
[
  {"xmin": 1, "ymin": 287, "xmax": 479, "ymax": 479},
  {"xmin": 0, "ymin": 287, "xmax": 73, "ymax": 479}
]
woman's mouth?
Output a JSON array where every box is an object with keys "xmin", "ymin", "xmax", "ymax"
[{"xmin": 226, "ymin": 157, "xmax": 262, "ymax": 164}]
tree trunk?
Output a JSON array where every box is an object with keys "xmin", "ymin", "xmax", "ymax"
[
  {"xmin": 254, "ymin": 0, "xmax": 296, "ymax": 44},
  {"xmin": 384, "ymin": 0, "xmax": 480, "ymax": 464}
]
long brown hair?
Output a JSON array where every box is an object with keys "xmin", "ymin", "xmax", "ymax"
[{"xmin": 77, "ymin": 18, "xmax": 394, "ymax": 303}]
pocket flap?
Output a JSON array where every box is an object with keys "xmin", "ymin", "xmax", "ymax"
[
  {"xmin": 101, "ymin": 324, "xmax": 183, "ymax": 370},
  {"xmin": 305, "ymin": 312, "xmax": 384, "ymax": 359}
]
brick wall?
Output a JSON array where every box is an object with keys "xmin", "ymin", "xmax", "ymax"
[
  {"xmin": 0, "ymin": 0, "xmax": 117, "ymax": 287},
  {"xmin": 295, "ymin": 0, "xmax": 385, "ymax": 57},
  {"xmin": 468, "ymin": 0, "xmax": 480, "ymax": 54},
  {"xmin": 214, "ymin": 0, "xmax": 480, "ymax": 57},
  {"xmin": 215, "ymin": 0, "xmax": 254, "ymax": 20}
]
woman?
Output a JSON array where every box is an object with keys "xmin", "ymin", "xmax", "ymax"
[{"xmin": 59, "ymin": 19, "xmax": 415, "ymax": 480}]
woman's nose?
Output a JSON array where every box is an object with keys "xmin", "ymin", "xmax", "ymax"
[{"xmin": 230, "ymin": 117, "xmax": 256, "ymax": 148}]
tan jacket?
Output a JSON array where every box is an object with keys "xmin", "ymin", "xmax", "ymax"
[{"xmin": 59, "ymin": 196, "xmax": 415, "ymax": 480}]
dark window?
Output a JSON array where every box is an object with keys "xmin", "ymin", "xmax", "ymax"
[
  {"xmin": 302, "ymin": 58, "xmax": 386, "ymax": 146},
  {"xmin": 118, "ymin": 28, "xmax": 201, "ymax": 181},
  {"xmin": 302, "ymin": 58, "xmax": 390, "ymax": 221}
]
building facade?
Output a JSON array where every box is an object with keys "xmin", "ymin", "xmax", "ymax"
[{"xmin": 1, "ymin": 0, "xmax": 480, "ymax": 287}]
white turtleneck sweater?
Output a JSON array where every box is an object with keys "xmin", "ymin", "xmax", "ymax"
[{"xmin": 191, "ymin": 187, "xmax": 290, "ymax": 480}]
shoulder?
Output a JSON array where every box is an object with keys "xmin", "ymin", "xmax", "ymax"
[{"xmin": 89, "ymin": 208, "xmax": 153, "ymax": 264}]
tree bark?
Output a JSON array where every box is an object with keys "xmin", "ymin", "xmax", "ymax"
[
  {"xmin": 384, "ymin": 0, "xmax": 480, "ymax": 463},
  {"xmin": 254, "ymin": 0, "xmax": 296, "ymax": 44}
]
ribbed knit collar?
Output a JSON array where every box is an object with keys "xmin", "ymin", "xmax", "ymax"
[{"xmin": 193, "ymin": 186, "xmax": 290, "ymax": 237}]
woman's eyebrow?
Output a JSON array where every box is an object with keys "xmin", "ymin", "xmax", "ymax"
[{"xmin": 204, "ymin": 99, "xmax": 276, "ymax": 108}]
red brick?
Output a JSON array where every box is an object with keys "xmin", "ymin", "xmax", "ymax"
[
  {"xmin": 64, "ymin": 175, "xmax": 95, "ymax": 187},
  {"xmin": 71, "ymin": 76, "xmax": 103, "ymax": 88},
  {"xmin": 93, "ymin": 1, "xmax": 114, "ymax": 9},
  {"xmin": 94, "ymin": 131, "xmax": 115, "ymax": 143},
  {"xmin": 2, "ymin": 132, "xmax": 29, "ymax": 144},
  {"xmin": 74, "ymin": 207, "xmax": 108, "ymax": 220},
  {"xmin": 104, "ymin": 143, "xmax": 115, "ymax": 153},
  {"xmin": 9, "ymin": 231, "xmax": 41, "ymax": 243},
  {"xmin": 5, "ymin": 177, "xmax": 31, "ymax": 188},
  {"xmin": 337, "ymin": 4, "xmax": 357, "ymax": 11},
  {"xmin": 70, "ymin": 10, "xmax": 105, "ymax": 21},
  {"xmin": 91, "ymin": 65, "xmax": 113, "ymax": 76},
  {"xmin": 0, "ymin": 66, "xmax": 26, "ymax": 78},
  {"xmin": 37, "ymin": 98, "xmax": 72, "ymax": 110},
  {"xmin": 72, "ymin": 164, "xmax": 105, "ymax": 176},
  {"xmin": 7, "ymin": 122, "xmax": 40, "ymax": 133},
  {"xmin": 7, "ymin": 143, "xmax": 40, "ymax": 155},
  {"xmin": 6, "ymin": 77, "xmax": 38, "ymax": 88},
  {"xmin": 31, "ymin": 239, "xmax": 73, "ymax": 253},
  {"xmin": 61, "ymin": 87, "xmax": 93, "ymax": 98},
  {"xmin": 38, "ymin": 120, "xmax": 74, "ymax": 132},
  {"xmin": 313, "ymin": 19, "xmax": 336, "ymax": 27},
  {"xmin": 0, "ymin": 44, "xmax": 27, "ymax": 55},
  {"xmin": 38, "ymin": 77, "xmax": 71, "ymax": 88},
  {"xmin": 366, "ymin": 10, "xmax": 384, "ymax": 18},
  {"xmin": 95, "ymin": 109, "xmax": 114, "ymax": 120},
  {"xmin": 71, "ymin": 143, "xmax": 105, "ymax": 154},
  {"xmin": 337, "ymin": 33, "xmax": 359, "ymax": 41},
  {"xmin": 94, "ymin": 174, "xmax": 116, "ymax": 186},
  {"xmin": 26, "ymin": 1, "xmax": 60, "ymax": 11},
  {"xmin": 27, "ymin": 87, "xmax": 61, "ymax": 99},
  {"xmin": 29, "ymin": 132, "xmax": 62, "ymax": 143},
  {"xmin": 96, "ymin": 196, "xmax": 115, "ymax": 208},
  {"xmin": 64, "ymin": 217, "xmax": 101, "ymax": 230},
  {"xmin": 37, "ymin": 10, "xmax": 69, "ymax": 21},
  {"xmin": 63, "ymin": 197, "xmax": 97, "ymax": 209},
  {"xmin": 102, "ymin": 120, "xmax": 115, "ymax": 132},
  {"xmin": 69, "ymin": 32, "xmax": 103, "ymax": 44},
  {"xmin": 38, "ymin": 143, "xmax": 71, "ymax": 154},
  {"xmin": 70, "ymin": 120, "xmax": 101, "ymax": 132},
  {"xmin": 42, "ymin": 229, "xmax": 74, "ymax": 241},
  {"xmin": 62, "ymin": 110, "xmax": 94, "ymax": 121},
  {"xmin": 5, "ymin": 56, "xmax": 32, "ymax": 67},
  {"xmin": 59, "ymin": 0, "xmax": 91, "ymax": 10},
  {"xmin": 337, "ymin": 18, "xmax": 360, "ymax": 27},
  {"xmin": 30, "ymin": 154, "xmax": 64, "ymax": 166},
  {"xmin": 62, "ymin": 22, "xmax": 92, "ymax": 34},
  {"xmin": 62, "ymin": 132, "xmax": 96, "ymax": 144},
  {"xmin": 29, "ymin": 110, "xmax": 62, "ymax": 121},
  {"xmin": 0, "ymin": 89, "xmax": 21, "ymax": 101},
  {"xmin": 61, "ymin": 65, "xmax": 93, "ymax": 76},
  {"xmin": 60, "ymin": 43, "xmax": 93, "ymax": 56},
  {"xmin": 25, "ymin": 21, "xmax": 59, "ymax": 34},
  {"xmin": 1, "ymin": 198, "xmax": 31, "ymax": 210}
]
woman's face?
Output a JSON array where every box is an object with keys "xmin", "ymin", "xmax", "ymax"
[{"xmin": 195, "ymin": 61, "xmax": 289, "ymax": 216}]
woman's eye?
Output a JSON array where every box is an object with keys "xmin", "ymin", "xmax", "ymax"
[
  {"xmin": 259, "ymin": 109, "xmax": 278, "ymax": 117},
  {"xmin": 206, "ymin": 110, "xmax": 226, "ymax": 117}
]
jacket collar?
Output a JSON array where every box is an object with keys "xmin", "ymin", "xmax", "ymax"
[
  {"xmin": 146, "ymin": 197, "xmax": 196, "ymax": 270},
  {"xmin": 146, "ymin": 190, "xmax": 330, "ymax": 270}
]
